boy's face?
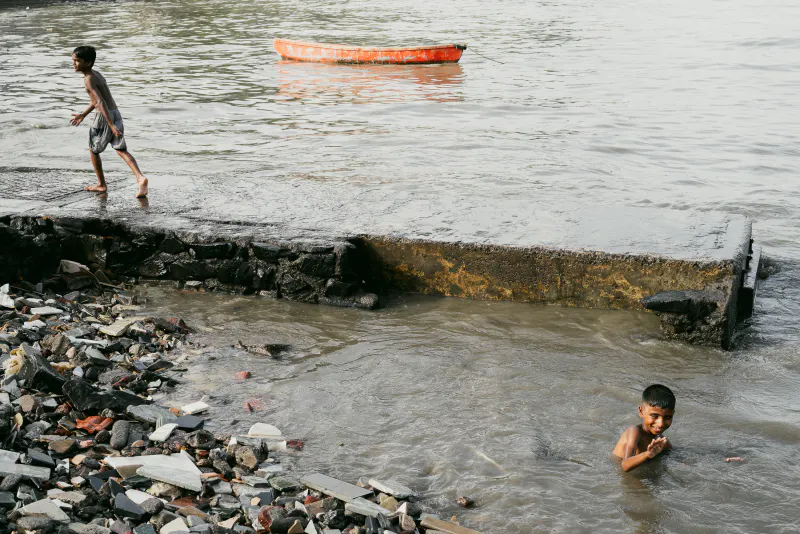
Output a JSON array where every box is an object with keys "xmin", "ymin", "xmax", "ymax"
[
  {"xmin": 72, "ymin": 54, "xmax": 91, "ymax": 72},
  {"xmin": 638, "ymin": 403, "xmax": 674, "ymax": 436}
]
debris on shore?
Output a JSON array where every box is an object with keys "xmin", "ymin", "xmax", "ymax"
[{"xmin": 0, "ymin": 278, "xmax": 481, "ymax": 534}]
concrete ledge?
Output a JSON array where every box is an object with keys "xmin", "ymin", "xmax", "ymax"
[{"xmin": 0, "ymin": 207, "xmax": 757, "ymax": 349}]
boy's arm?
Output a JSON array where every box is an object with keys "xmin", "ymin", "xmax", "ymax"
[
  {"xmin": 84, "ymin": 77, "xmax": 120, "ymax": 137},
  {"xmin": 620, "ymin": 430, "xmax": 667, "ymax": 472},
  {"xmin": 70, "ymin": 103, "xmax": 95, "ymax": 126}
]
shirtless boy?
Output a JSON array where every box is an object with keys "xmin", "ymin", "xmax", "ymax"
[
  {"xmin": 69, "ymin": 46, "xmax": 148, "ymax": 198},
  {"xmin": 613, "ymin": 384, "xmax": 675, "ymax": 472}
]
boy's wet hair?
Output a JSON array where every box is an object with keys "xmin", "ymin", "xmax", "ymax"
[
  {"xmin": 73, "ymin": 45, "xmax": 96, "ymax": 66},
  {"xmin": 642, "ymin": 384, "xmax": 675, "ymax": 410}
]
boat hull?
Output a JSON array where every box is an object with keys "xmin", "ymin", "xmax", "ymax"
[{"xmin": 273, "ymin": 39, "xmax": 465, "ymax": 65}]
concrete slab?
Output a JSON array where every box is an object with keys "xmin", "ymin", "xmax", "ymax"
[
  {"xmin": 301, "ymin": 473, "xmax": 372, "ymax": 503},
  {"xmin": 0, "ymin": 167, "xmax": 759, "ymax": 348}
]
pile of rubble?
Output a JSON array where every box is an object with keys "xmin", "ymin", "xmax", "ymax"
[{"xmin": 0, "ymin": 276, "xmax": 481, "ymax": 534}]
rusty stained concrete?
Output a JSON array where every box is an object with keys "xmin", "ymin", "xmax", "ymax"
[
  {"xmin": 358, "ymin": 238, "xmax": 736, "ymax": 309},
  {"xmin": 357, "ymin": 231, "xmax": 751, "ymax": 349}
]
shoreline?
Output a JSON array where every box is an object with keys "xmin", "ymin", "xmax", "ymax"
[{"xmin": 0, "ymin": 273, "xmax": 481, "ymax": 534}]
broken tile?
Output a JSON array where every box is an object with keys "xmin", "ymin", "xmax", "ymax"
[
  {"xmin": 21, "ymin": 498, "xmax": 71, "ymax": 523},
  {"xmin": 368, "ymin": 478, "xmax": 419, "ymax": 500},
  {"xmin": 181, "ymin": 401, "xmax": 209, "ymax": 415},
  {"xmin": 137, "ymin": 465, "xmax": 202, "ymax": 493},
  {"xmin": 344, "ymin": 498, "xmax": 397, "ymax": 519},
  {"xmin": 247, "ymin": 423, "xmax": 282, "ymax": 438},
  {"xmin": 301, "ymin": 473, "xmax": 371, "ymax": 503},
  {"xmin": 419, "ymin": 516, "xmax": 482, "ymax": 534}
]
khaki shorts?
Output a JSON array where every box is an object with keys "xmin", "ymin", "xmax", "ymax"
[{"xmin": 89, "ymin": 109, "xmax": 127, "ymax": 154}]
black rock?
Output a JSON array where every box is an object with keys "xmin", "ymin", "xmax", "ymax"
[
  {"xmin": 254, "ymin": 489, "xmax": 276, "ymax": 505},
  {"xmin": 27, "ymin": 447, "xmax": 55, "ymax": 468},
  {"xmin": 108, "ymin": 478, "xmax": 126, "ymax": 497},
  {"xmin": 89, "ymin": 476, "xmax": 105, "ymax": 493},
  {"xmin": 96, "ymin": 429, "xmax": 111, "ymax": 444},
  {"xmin": 174, "ymin": 415, "xmax": 204, "ymax": 431},
  {"xmin": 63, "ymin": 378, "xmax": 148, "ymax": 412},
  {"xmin": 187, "ymin": 430, "xmax": 215, "ymax": 450},
  {"xmin": 17, "ymin": 343, "xmax": 66, "ymax": 392},
  {"xmin": 115, "ymin": 493, "xmax": 147, "ymax": 521},
  {"xmin": 266, "ymin": 518, "xmax": 299, "ymax": 534},
  {"xmin": 93, "ymin": 469, "xmax": 121, "ymax": 480},
  {"xmin": 322, "ymin": 509, "xmax": 348, "ymax": 530},
  {"xmin": 134, "ymin": 524, "xmax": 158, "ymax": 534}
]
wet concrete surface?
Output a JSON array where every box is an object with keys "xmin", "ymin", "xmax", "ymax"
[{"xmin": 0, "ymin": 169, "xmax": 752, "ymax": 262}]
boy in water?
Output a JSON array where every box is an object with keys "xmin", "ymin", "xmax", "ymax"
[
  {"xmin": 613, "ymin": 384, "xmax": 675, "ymax": 472},
  {"xmin": 69, "ymin": 46, "xmax": 148, "ymax": 198}
]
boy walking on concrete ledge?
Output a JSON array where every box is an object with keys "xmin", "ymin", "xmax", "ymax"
[{"xmin": 69, "ymin": 45, "xmax": 148, "ymax": 198}]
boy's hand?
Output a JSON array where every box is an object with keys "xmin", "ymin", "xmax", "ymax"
[
  {"xmin": 110, "ymin": 125, "xmax": 122, "ymax": 138},
  {"xmin": 646, "ymin": 436, "xmax": 668, "ymax": 458},
  {"xmin": 70, "ymin": 113, "xmax": 85, "ymax": 126}
]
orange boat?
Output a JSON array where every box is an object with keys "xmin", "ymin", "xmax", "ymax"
[{"xmin": 273, "ymin": 38, "xmax": 466, "ymax": 65}]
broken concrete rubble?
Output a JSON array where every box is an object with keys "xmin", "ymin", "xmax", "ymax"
[{"xmin": 0, "ymin": 277, "xmax": 482, "ymax": 534}]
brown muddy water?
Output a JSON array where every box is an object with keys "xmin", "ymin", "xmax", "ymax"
[
  {"xmin": 2, "ymin": 0, "xmax": 800, "ymax": 532},
  {"xmin": 136, "ymin": 286, "xmax": 799, "ymax": 534}
]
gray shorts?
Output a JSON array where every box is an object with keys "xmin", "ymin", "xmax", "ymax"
[{"xmin": 89, "ymin": 109, "xmax": 127, "ymax": 154}]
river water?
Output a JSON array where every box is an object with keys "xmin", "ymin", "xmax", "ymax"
[{"xmin": 2, "ymin": 0, "xmax": 800, "ymax": 532}]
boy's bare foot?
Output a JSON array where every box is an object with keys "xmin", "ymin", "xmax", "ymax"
[
  {"xmin": 136, "ymin": 177, "xmax": 148, "ymax": 198},
  {"xmin": 85, "ymin": 184, "xmax": 107, "ymax": 192}
]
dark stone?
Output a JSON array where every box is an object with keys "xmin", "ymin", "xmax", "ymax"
[
  {"xmin": 169, "ymin": 259, "xmax": 214, "ymax": 281},
  {"xmin": 17, "ymin": 516, "xmax": 55, "ymax": 531},
  {"xmin": 334, "ymin": 242, "xmax": 359, "ymax": 280},
  {"xmin": 321, "ymin": 509, "xmax": 348, "ymax": 530},
  {"xmin": 63, "ymin": 379, "xmax": 148, "ymax": 413},
  {"xmin": 159, "ymin": 237, "xmax": 185, "ymax": 255},
  {"xmin": 0, "ymin": 474, "xmax": 22, "ymax": 491},
  {"xmin": 251, "ymin": 243, "xmax": 283, "ymax": 262},
  {"xmin": 295, "ymin": 253, "xmax": 336, "ymax": 278},
  {"xmin": 212, "ymin": 459, "xmax": 233, "ymax": 479},
  {"xmin": 139, "ymin": 497, "xmax": 164, "ymax": 515},
  {"xmin": 150, "ymin": 511, "xmax": 179, "ymax": 530},
  {"xmin": 187, "ymin": 430, "xmax": 215, "ymax": 450},
  {"xmin": 89, "ymin": 476, "xmax": 105, "ymax": 493},
  {"xmin": 92, "ymin": 469, "xmax": 121, "ymax": 480},
  {"xmin": 109, "ymin": 478, "xmax": 126, "ymax": 496},
  {"xmin": 27, "ymin": 447, "xmax": 55, "ymax": 468},
  {"xmin": 191, "ymin": 242, "xmax": 236, "ymax": 260},
  {"xmin": 16, "ymin": 343, "xmax": 66, "ymax": 393},
  {"xmin": 323, "ymin": 279, "xmax": 357, "ymax": 298},
  {"xmin": 277, "ymin": 273, "xmax": 318, "ymax": 303},
  {"xmin": 95, "ymin": 430, "xmax": 111, "ymax": 444},
  {"xmin": 174, "ymin": 415, "xmax": 204, "ymax": 431},
  {"xmin": 268, "ymin": 518, "xmax": 301, "ymax": 534},
  {"xmin": 110, "ymin": 420, "xmax": 131, "ymax": 450},
  {"xmin": 138, "ymin": 253, "xmax": 176, "ymax": 278},
  {"xmin": 0, "ymin": 490, "xmax": 15, "ymax": 507},
  {"xmin": 115, "ymin": 493, "xmax": 147, "ymax": 521},
  {"xmin": 254, "ymin": 489, "xmax": 276, "ymax": 505},
  {"xmin": 133, "ymin": 525, "xmax": 157, "ymax": 534},
  {"xmin": 48, "ymin": 439, "xmax": 77, "ymax": 456}
]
